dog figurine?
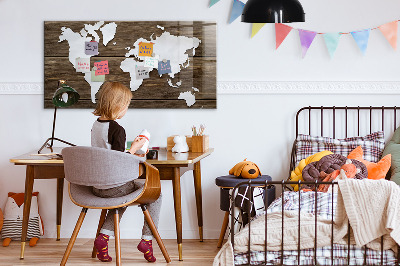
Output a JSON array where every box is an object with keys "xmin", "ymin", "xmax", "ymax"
[{"xmin": 229, "ymin": 159, "xmax": 261, "ymax": 179}]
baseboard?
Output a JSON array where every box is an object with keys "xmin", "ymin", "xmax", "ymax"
[{"xmin": 1, "ymin": 81, "xmax": 400, "ymax": 95}]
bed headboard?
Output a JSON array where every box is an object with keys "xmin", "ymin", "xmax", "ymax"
[{"xmin": 290, "ymin": 106, "xmax": 400, "ymax": 178}]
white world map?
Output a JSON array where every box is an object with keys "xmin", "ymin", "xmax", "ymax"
[{"xmin": 58, "ymin": 21, "xmax": 201, "ymax": 107}]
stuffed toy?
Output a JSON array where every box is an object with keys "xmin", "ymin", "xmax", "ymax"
[
  {"xmin": 1, "ymin": 192, "xmax": 44, "ymax": 247},
  {"xmin": 172, "ymin": 135, "xmax": 189, "ymax": 153},
  {"xmin": 348, "ymin": 146, "xmax": 391, "ymax": 180},
  {"xmin": 0, "ymin": 208, "xmax": 3, "ymax": 232},
  {"xmin": 229, "ymin": 159, "xmax": 261, "ymax": 179},
  {"xmin": 289, "ymin": 150, "xmax": 333, "ymax": 191}
]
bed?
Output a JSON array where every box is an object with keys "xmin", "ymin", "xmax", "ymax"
[{"xmin": 214, "ymin": 106, "xmax": 400, "ymax": 266}]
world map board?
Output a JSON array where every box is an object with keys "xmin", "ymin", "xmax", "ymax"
[{"xmin": 44, "ymin": 21, "xmax": 216, "ymax": 109}]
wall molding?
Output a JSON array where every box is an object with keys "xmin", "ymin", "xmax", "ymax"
[
  {"xmin": 217, "ymin": 81, "xmax": 400, "ymax": 94},
  {"xmin": 1, "ymin": 81, "xmax": 400, "ymax": 95}
]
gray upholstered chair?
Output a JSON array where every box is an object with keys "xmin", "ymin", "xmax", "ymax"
[{"xmin": 60, "ymin": 146, "xmax": 171, "ymax": 265}]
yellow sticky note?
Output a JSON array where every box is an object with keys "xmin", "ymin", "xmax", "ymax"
[{"xmin": 139, "ymin": 42, "xmax": 154, "ymax": 57}]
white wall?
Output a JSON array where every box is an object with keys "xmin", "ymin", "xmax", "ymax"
[{"xmin": 1, "ymin": 0, "xmax": 400, "ymax": 240}]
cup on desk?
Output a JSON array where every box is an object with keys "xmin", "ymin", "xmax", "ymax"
[{"xmin": 146, "ymin": 150, "xmax": 158, "ymax": 160}]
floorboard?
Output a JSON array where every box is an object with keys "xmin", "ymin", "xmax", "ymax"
[{"xmin": 0, "ymin": 239, "xmax": 222, "ymax": 265}]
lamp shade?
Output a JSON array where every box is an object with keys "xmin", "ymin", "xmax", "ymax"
[
  {"xmin": 52, "ymin": 84, "xmax": 80, "ymax": 107},
  {"xmin": 241, "ymin": 0, "xmax": 305, "ymax": 23}
]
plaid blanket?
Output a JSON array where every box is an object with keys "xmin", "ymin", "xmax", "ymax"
[{"xmin": 234, "ymin": 191, "xmax": 397, "ymax": 265}]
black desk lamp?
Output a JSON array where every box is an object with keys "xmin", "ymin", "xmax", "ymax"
[
  {"xmin": 241, "ymin": 0, "xmax": 305, "ymax": 23},
  {"xmin": 38, "ymin": 80, "xmax": 80, "ymax": 154}
]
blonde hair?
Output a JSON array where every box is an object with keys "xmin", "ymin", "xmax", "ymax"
[{"xmin": 93, "ymin": 82, "xmax": 132, "ymax": 120}]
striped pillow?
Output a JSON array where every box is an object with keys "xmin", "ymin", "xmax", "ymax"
[{"xmin": 294, "ymin": 131, "xmax": 385, "ymax": 167}]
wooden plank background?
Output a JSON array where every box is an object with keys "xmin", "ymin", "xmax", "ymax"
[{"xmin": 44, "ymin": 21, "xmax": 217, "ymax": 109}]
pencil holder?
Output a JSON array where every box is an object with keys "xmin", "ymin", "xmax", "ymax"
[{"xmin": 191, "ymin": 135, "xmax": 209, "ymax": 153}]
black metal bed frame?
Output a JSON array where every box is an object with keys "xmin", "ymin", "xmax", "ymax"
[{"xmin": 230, "ymin": 106, "xmax": 400, "ymax": 266}]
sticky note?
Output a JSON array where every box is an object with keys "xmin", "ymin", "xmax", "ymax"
[
  {"xmin": 94, "ymin": 61, "xmax": 109, "ymax": 76},
  {"xmin": 75, "ymin": 57, "xmax": 90, "ymax": 73},
  {"xmin": 91, "ymin": 67, "xmax": 105, "ymax": 82},
  {"xmin": 158, "ymin": 60, "xmax": 172, "ymax": 75},
  {"xmin": 135, "ymin": 66, "xmax": 150, "ymax": 79},
  {"xmin": 138, "ymin": 42, "xmax": 154, "ymax": 57},
  {"xmin": 144, "ymin": 56, "xmax": 159, "ymax": 68},
  {"xmin": 85, "ymin": 41, "xmax": 99, "ymax": 55}
]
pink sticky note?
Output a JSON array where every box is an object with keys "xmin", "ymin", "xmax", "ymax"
[{"xmin": 94, "ymin": 61, "xmax": 109, "ymax": 76}]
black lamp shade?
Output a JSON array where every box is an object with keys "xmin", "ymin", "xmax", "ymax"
[
  {"xmin": 242, "ymin": 0, "xmax": 305, "ymax": 23},
  {"xmin": 52, "ymin": 84, "xmax": 80, "ymax": 107}
]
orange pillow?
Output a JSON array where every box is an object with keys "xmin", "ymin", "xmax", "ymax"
[{"xmin": 347, "ymin": 146, "xmax": 391, "ymax": 180}]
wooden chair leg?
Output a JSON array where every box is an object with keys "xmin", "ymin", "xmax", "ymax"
[
  {"xmin": 141, "ymin": 205, "xmax": 171, "ymax": 263},
  {"xmin": 217, "ymin": 211, "xmax": 230, "ymax": 248},
  {"xmin": 60, "ymin": 208, "xmax": 88, "ymax": 266},
  {"xmin": 114, "ymin": 210, "xmax": 121, "ymax": 266},
  {"xmin": 92, "ymin": 209, "xmax": 108, "ymax": 258}
]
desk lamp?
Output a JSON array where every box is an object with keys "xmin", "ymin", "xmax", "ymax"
[
  {"xmin": 241, "ymin": 0, "xmax": 305, "ymax": 23},
  {"xmin": 38, "ymin": 80, "xmax": 80, "ymax": 154}
]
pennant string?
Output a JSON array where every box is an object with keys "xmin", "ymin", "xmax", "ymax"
[{"xmin": 285, "ymin": 19, "xmax": 400, "ymax": 35}]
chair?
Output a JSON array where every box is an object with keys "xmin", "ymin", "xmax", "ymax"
[{"xmin": 60, "ymin": 146, "xmax": 171, "ymax": 265}]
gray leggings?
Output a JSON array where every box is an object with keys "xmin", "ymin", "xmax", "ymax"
[{"xmin": 92, "ymin": 180, "xmax": 162, "ymax": 240}]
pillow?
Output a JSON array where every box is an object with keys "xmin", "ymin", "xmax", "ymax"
[
  {"xmin": 348, "ymin": 146, "xmax": 391, "ymax": 180},
  {"xmin": 295, "ymin": 131, "xmax": 385, "ymax": 167},
  {"xmin": 382, "ymin": 126, "xmax": 400, "ymax": 184},
  {"xmin": 289, "ymin": 150, "xmax": 333, "ymax": 191}
]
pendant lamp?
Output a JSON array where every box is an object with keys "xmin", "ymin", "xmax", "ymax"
[
  {"xmin": 38, "ymin": 80, "xmax": 80, "ymax": 154},
  {"xmin": 241, "ymin": 0, "xmax": 305, "ymax": 23}
]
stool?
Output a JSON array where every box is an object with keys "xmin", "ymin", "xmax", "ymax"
[{"xmin": 215, "ymin": 175, "xmax": 275, "ymax": 248}]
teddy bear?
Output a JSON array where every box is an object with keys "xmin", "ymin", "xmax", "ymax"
[
  {"xmin": 1, "ymin": 192, "xmax": 43, "ymax": 247},
  {"xmin": 229, "ymin": 159, "xmax": 261, "ymax": 179},
  {"xmin": 172, "ymin": 135, "xmax": 189, "ymax": 153}
]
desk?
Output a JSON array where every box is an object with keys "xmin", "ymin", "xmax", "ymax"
[{"xmin": 10, "ymin": 147, "xmax": 213, "ymax": 261}]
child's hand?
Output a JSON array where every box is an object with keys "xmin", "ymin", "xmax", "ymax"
[
  {"xmin": 128, "ymin": 137, "xmax": 147, "ymax": 155},
  {"xmin": 134, "ymin": 148, "xmax": 149, "ymax": 157}
]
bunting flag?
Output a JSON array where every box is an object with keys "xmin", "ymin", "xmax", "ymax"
[
  {"xmin": 209, "ymin": 0, "xmax": 220, "ymax": 7},
  {"xmin": 229, "ymin": 0, "xmax": 244, "ymax": 24},
  {"xmin": 275, "ymin": 23, "xmax": 293, "ymax": 49},
  {"xmin": 229, "ymin": 0, "xmax": 245, "ymax": 24},
  {"xmin": 323, "ymin": 33, "xmax": 341, "ymax": 58},
  {"xmin": 378, "ymin": 21, "xmax": 398, "ymax": 50},
  {"xmin": 351, "ymin": 29, "xmax": 370, "ymax": 55},
  {"xmin": 251, "ymin": 23, "xmax": 266, "ymax": 38},
  {"xmin": 298, "ymin": 29, "xmax": 317, "ymax": 58}
]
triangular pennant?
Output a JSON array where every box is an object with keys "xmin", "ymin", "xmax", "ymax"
[
  {"xmin": 251, "ymin": 23, "xmax": 266, "ymax": 38},
  {"xmin": 351, "ymin": 29, "xmax": 370, "ymax": 55},
  {"xmin": 275, "ymin": 23, "xmax": 293, "ymax": 49},
  {"xmin": 323, "ymin": 33, "xmax": 341, "ymax": 58},
  {"xmin": 229, "ymin": 0, "xmax": 245, "ymax": 24},
  {"xmin": 298, "ymin": 29, "xmax": 317, "ymax": 58},
  {"xmin": 209, "ymin": 0, "xmax": 220, "ymax": 7},
  {"xmin": 378, "ymin": 21, "xmax": 398, "ymax": 50}
]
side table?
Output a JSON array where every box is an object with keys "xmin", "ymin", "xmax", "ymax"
[{"xmin": 215, "ymin": 175, "xmax": 275, "ymax": 248}]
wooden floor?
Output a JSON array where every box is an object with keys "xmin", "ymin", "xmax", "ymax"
[{"xmin": 0, "ymin": 239, "xmax": 222, "ymax": 265}]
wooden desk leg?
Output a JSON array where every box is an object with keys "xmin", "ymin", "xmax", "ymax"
[
  {"xmin": 20, "ymin": 165, "xmax": 35, "ymax": 259},
  {"xmin": 172, "ymin": 167, "xmax": 183, "ymax": 261},
  {"xmin": 193, "ymin": 161, "xmax": 204, "ymax": 242},
  {"xmin": 56, "ymin": 178, "xmax": 64, "ymax": 241}
]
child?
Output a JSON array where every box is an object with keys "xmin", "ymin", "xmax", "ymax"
[{"xmin": 91, "ymin": 82, "xmax": 162, "ymax": 263}]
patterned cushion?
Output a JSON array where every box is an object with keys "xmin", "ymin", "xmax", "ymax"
[{"xmin": 295, "ymin": 131, "xmax": 385, "ymax": 166}]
